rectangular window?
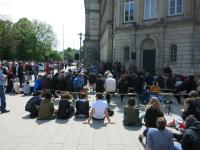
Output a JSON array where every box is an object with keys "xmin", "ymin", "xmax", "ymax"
[
  {"xmin": 124, "ymin": 47, "xmax": 130, "ymax": 61},
  {"xmin": 124, "ymin": 0, "xmax": 134, "ymax": 22},
  {"xmin": 170, "ymin": 44, "xmax": 177, "ymax": 62},
  {"xmin": 144, "ymin": 0, "xmax": 157, "ymax": 19},
  {"xmin": 169, "ymin": 0, "xmax": 183, "ymax": 15}
]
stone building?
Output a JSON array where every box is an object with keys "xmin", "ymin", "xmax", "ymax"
[{"xmin": 84, "ymin": 0, "xmax": 200, "ymax": 76}]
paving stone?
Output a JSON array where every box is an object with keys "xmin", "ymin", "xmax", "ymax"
[{"xmin": 0, "ymin": 93, "xmax": 183, "ymax": 150}]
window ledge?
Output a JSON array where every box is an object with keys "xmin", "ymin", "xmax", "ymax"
[
  {"xmin": 167, "ymin": 13, "xmax": 184, "ymax": 17},
  {"xmin": 142, "ymin": 18, "xmax": 157, "ymax": 22}
]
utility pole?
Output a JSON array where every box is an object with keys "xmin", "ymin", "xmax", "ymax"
[{"xmin": 78, "ymin": 33, "xmax": 83, "ymax": 62}]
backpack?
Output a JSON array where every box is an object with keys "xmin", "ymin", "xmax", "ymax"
[
  {"xmin": 25, "ymin": 97, "xmax": 41, "ymax": 112},
  {"xmin": 73, "ymin": 77, "xmax": 83, "ymax": 89}
]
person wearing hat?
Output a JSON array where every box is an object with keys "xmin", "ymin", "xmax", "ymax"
[{"xmin": 0, "ymin": 64, "xmax": 9, "ymax": 113}]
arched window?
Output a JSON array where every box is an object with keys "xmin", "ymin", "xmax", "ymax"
[
  {"xmin": 124, "ymin": 0, "xmax": 134, "ymax": 22},
  {"xmin": 170, "ymin": 44, "xmax": 177, "ymax": 62}
]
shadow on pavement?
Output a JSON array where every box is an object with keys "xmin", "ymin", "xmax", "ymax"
[
  {"xmin": 123, "ymin": 125, "xmax": 143, "ymax": 131},
  {"xmin": 35, "ymin": 119, "xmax": 51, "ymax": 125},
  {"xmin": 55, "ymin": 119, "xmax": 69, "ymax": 124},
  {"xmin": 89, "ymin": 120, "xmax": 107, "ymax": 129}
]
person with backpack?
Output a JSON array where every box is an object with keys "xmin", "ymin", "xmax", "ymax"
[
  {"xmin": 75, "ymin": 92, "xmax": 90, "ymax": 118},
  {"xmin": 56, "ymin": 93, "xmax": 75, "ymax": 119},
  {"xmin": 25, "ymin": 91, "xmax": 43, "ymax": 118},
  {"xmin": 73, "ymin": 73, "xmax": 84, "ymax": 92}
]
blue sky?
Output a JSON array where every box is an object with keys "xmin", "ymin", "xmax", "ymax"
[{"xmin": 0, "ymin": 0, "xmax": 85, "ymax": 51}]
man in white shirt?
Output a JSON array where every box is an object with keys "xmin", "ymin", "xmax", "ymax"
[{"xmin": 84, "ymin": 93, "xmax": 112, "ymax": 124}]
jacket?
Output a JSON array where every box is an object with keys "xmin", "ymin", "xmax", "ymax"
[
  {"xmin": 181, "ymin": 115, "xmax": 200, "ymax": 150},
  {"xmin": 38, "ymin": 99, "xmax": 55, "ymax": 120},
  {"xmin": 75, "ymin": 99, "xmax": 89, "ymax": 117},
  {"xmin": 144, "ymin": 107, "xmax": 164, "ymax": 128},
  {"xmin": 123, "ymin": 106, "xmax": 141, "ymax": 125},
  {"xmin": 57, "ymin": 100, "xmax": 74, "ymax": 119},
  {"xmin": 105, "ymin": 75, "xmax": 116, "ymax": 92}
]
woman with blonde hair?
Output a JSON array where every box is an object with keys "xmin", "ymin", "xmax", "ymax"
[{"xmin": 138, "ymin": 97, "xmax": 164, "ymax": 143}]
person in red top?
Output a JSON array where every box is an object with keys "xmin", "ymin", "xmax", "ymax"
[{"xmin": 45, "ymin": 62, "xmax": 50, "ymax": 74}]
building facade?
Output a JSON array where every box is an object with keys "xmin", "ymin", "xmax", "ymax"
[{"xmin": 84, "ymin": 0, "xmax": 200, "ymax": 76}]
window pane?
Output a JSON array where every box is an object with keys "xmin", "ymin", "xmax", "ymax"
[
  {"xmin": 144, "ymin": 0, "xmax": 150, "ymax": 19},
  {"xmin": 124, "ymin": 3, "xmax": 129, "ymax": 21},
  {"xmin": 151, "ymin": 0, "xmax": 156, "ymax": 18},
  {"xmin": 130, "ymin": 2, "xmax": 134, "ymax": 21},
  {"xmin": 124, "ymin": 47, "xmax": 129, "ymax": 61},
  {"xmin": 169, "ymin": 0, "xmax": 175, "ymax": 15},
  {"xmin": 176, "ymin": 0, "xmax": 182, "ymax": 13}
]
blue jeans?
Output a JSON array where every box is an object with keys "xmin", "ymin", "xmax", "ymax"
[
  {"xmin": 0, "ymin": 85, "xmax": 6, "ymax": 111},
  {"xmin": 174, "ymin": 142, "xmax": 182, "ymax": 150}
]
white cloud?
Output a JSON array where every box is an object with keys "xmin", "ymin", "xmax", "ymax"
[{"xmin": 0, "ymin": 0, "xmax": 85, "ymax": 51}]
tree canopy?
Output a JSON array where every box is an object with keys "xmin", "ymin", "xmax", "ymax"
[{"xmin": 0, "ymin": 17, "xmax": 58, "ymax": 61}]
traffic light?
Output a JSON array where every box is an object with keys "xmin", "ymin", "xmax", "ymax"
[{"xmin": 74, "ymin": 54, "xmax": 79, "ymax": 60}]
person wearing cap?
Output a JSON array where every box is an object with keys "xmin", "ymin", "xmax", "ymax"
[{"xmin": 0, "ymin": 64, "xmax": 9, "ymax": 113}]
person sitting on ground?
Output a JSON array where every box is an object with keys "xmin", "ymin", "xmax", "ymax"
[
  {"xmin": 173, "ymin": 115, "xmax": 200, "ymax": 150},
  {"xmin": 105, "ymin": 73, "xmax": 116, "ymax": 104},
  {"xmin": 13, "ymin": 78, "xmax": 20, "ymax": 94},
  {"xmin": 75, "ymin": 92, "xmax": 90, "ymax": 118},
  {"xmin": 25, "ymin": 91, "xmax": 43, "ymax": 118},
  {"xmin": 150, "ymin": 81, "xmax": 161, "ymax": 93},
  {"xmin": 37, "ymin": 91, "xmax": 55, "ymax": 120},
  {"xmin": 182, "ymin": 90, "xmax": 200, "ymax": 122},
  {"xmin": 123, "ymin": 98, "xmax": 142, "ymax": 126},
  {"xmin": 95, "ymin": 74, "xmax": 105, "ymax": 93},
  {"xmin": 23, "ymin": 81, "xmax": 31, "ymax": 95},
  {"xmin": 56, "ymin": 92, "xmax": 75, "ymax": 119},
  {"xmin": 149, "ymin": 81, "xmax": 163, "ymax": 103},
  {"xmin": 146, "ymin": 117, "xmax": 174, "ymax": 150},
  {"xmin": 88, "ymin": 72, "xmax": 96, "ymax": 92},
  {"xmin": 84, "ymin": 93, "xmax": 113, "ymax": 124},
  {"xmin": 138, "ymin": 97, "xmax": 164, "ymax": 143}
]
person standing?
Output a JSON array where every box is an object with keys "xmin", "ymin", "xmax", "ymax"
[{"xmin": 0, "ymin": 64, "xmax": 9, "ymax": 113}]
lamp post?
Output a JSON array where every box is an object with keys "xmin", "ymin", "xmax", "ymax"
[{"xmin": 78, "ymin": 33, "xmax": 83, "ymax": 63}]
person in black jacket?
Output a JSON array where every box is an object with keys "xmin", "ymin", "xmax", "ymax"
[
  {"xmin": 117, "ymin": 74, "xmax": 128, "ymax": 102},
  {"xmin": 95, "ymin": 74, "xmax": 105, "ymax": 93},
  {"xmin": 182, "ymin": 91, "xmax": 200, "ymax": 122},
  {"xmin": 138, "ymin": 97, "xmax": 164, "ymax": 143},
  {"xmin": 75, "ymin": 92, "xmax": 90, "ymax": 117},
  {"xmin": 25, "ymin": 91, "xmax": 43, "ymax": 118},
  {"xmin": 56, "ymin": 93, "xmax": 74, "ymax": 119},
  {"xmin": 174, "ymin": 115, "xmax": 200, "ymax": 150}
]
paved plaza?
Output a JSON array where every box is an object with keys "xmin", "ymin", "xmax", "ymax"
[{"xmin": 0, "ymin": 93, "xmax": 183, "ymax": 150}]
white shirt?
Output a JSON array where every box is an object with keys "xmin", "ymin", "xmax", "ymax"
[
  {"xmin": 92, "ymin": 99, "xmax": 108, "ymax": 119},
  {"xmin": 13, "ymin": 82, "xmax": 20, "ymax": 93}
]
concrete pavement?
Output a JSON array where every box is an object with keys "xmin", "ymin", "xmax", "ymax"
[{"xmin": 0, "ymin": 93, "xmax": 183, "ymax": 150}]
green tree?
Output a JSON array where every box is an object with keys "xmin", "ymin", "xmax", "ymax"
[
  {"xmin": 63, "ymin": 47, "xmax": 75, "ymax": 62},
  {"xmin": 13, "ymin": 18, "xmax": 37, "ymax": 60},
  {"xmin": 32, "ymin": 20, "xmax": 56, "ymax": 60},
  {"xmin": 48, "ymin": 50, "xmax": 62, "ymax": 61},
  {"xmin": 0, "ymin": 19, "xmax": 17, "ymax": 60}
]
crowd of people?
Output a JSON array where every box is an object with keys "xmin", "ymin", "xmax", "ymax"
[{"xmin": 1, "ymin": 60, "xmax": 200, "ymax": 150}]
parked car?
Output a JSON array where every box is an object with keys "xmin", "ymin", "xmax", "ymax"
[{"xmin": 38, "ymin": 63, "xmax": 44, "ymax": 72}]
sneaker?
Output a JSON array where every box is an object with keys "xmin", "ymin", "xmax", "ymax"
[{"xmin": 1, "ymin": 110, "xmax": 10, "ymax": 113}]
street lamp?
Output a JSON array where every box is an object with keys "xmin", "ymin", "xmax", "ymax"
[{"xmin": 78, "ymin": 33, "xmax": 84, "ymax": 63}]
